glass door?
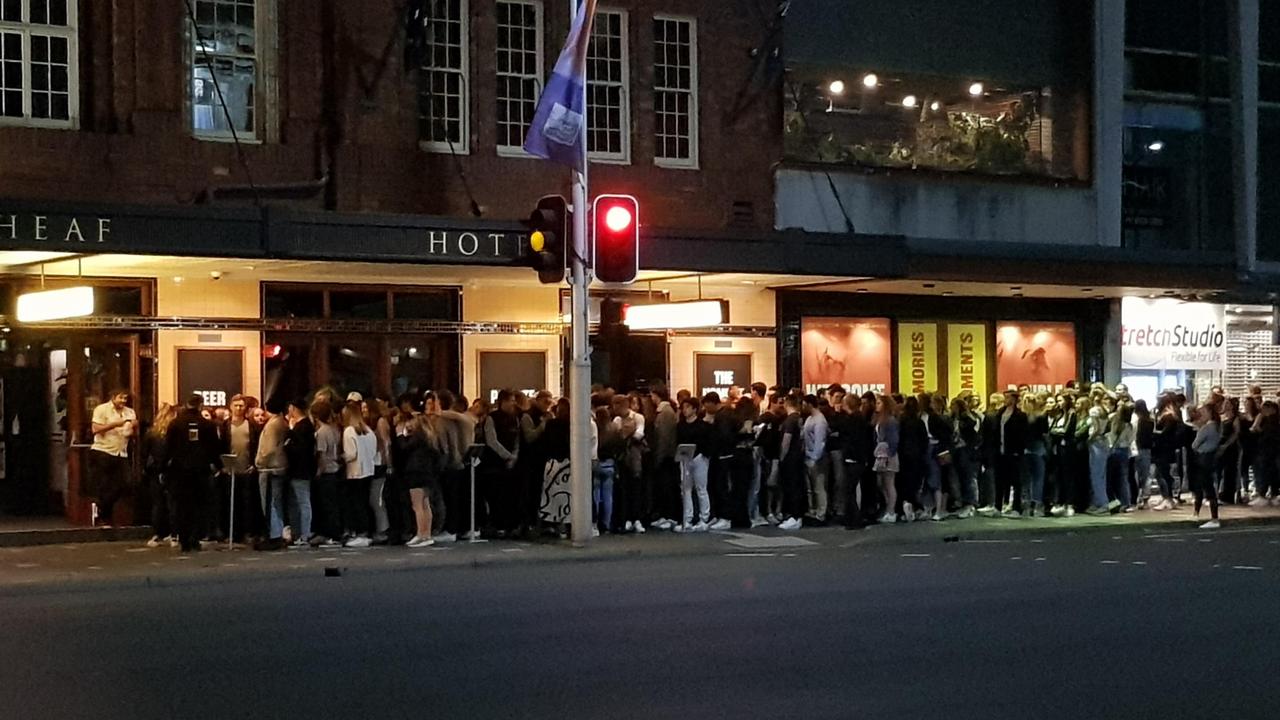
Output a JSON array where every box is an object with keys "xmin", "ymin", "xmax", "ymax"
[{"xmin": 66, "ymin": 335, "xmax": 140, "ymax": 526}]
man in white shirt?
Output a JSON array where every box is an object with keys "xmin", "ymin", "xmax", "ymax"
[{"xmin": 90, "ymin": 389, "xmax": 136, "ymax": 526}]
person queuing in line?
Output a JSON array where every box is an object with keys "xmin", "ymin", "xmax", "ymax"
[
  {"xmin": 593, "ymin": 403, "xmax": 622, "ymax": 534},
  {"xmin": 142, "ymin": 403, "xmax": 177, "ymax": 548},
  {"xmin": 922, "ymin": 393, "xmax": 954, "ymax": 522},
  {"xmin": 309, "ymin": 400, "xmax": 344, "ymax": 548},
  {"xmin": 703, "ymin": 392, "xmax": 736, "ymax": 531},
  {"xmin": 481, "ymin": 390, "xmax": 521, "ymax": 537},
  {"xmin": 435, "ymin": 390, "xmax": 472, "ymax": 541},
  {"xmin": 1191, "ymin": 404, "xmax": 1223, "ymax": 529},
  {"xmin": 518, "ymin": 390, "xmax": 554, "ymax": 537},
  {"xmin": 674, "ymin": 396, "xmax": 713, "ymax": 533},
  {"xmin": 872, "ymin": 394, "xmax": 901, "ymax": 525},
  {"xmin": 220, "ymin": 394, "xmax": 261, "ymax": 544},
  {"xmin": 978, "ymin": 393, "xmax": 1004, "ymax": 515},
  {"xmin": 948, "ymin": 395, "xmax": 979, "ymax": 520},
  {"xmin": 801, "ymin": 394, "xmax": 830, "ymax": 526},
  {"xmin": 340, "ymin": 403, "xmax": 379, "ymax": 548},
  {"xmin": 164, "ymin": 394, "xmax": 222, "ymax": 553},
  {"xmin": 255, "ymin": 400, "xmax": 290, "ymax": 550},
  {"xmin": 649, "ymin": 386, "xmax": 680, "ymax": 531},
  {"xmin": 394, "ymin": 394, "xmax": 442, "ymax": 548},
  {"xmin": 777, "ymin": 394, "xmax": 808, "ymax": 531},
  {"xmin": 284, "ymin": 398, "xmax": 317, "ymax": 548}
]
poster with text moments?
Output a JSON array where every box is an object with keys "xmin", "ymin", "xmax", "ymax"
[
  {"xmin": 800, "ymin": 317, "xmax": 892, "ymax": 396},
  {"xmin": 897, "ymin": 322, "xmax": 939, "ymax": 396},
  {"xmin": 947, "ymin": 323, "xmax": 988, "ymax": 407},
  {"xmin": 995, "ymin": 322, "xmax": 1078, "ymax": 393}
]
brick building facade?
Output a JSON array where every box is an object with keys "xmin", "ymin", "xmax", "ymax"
[{"xmin": 0, "ymin": 0, "xmax": 780, "ymax": 233}]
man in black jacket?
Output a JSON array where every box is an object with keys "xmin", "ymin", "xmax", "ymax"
[
  {"xmin": 165, "ymin": 394, "xmax": 222, "ymax": 552},
  {"xmin": 996, "ymin": 391, "xmax": 1030, "ymax": 516},
  {"xmin": 284, "ymin": 398, "xmax": 317, "ymax": 547}
]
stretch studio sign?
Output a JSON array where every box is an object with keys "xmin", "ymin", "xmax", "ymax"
[{"xmin": 1121, "ymin": 297, "xmax": 1226, "ymax": 371}]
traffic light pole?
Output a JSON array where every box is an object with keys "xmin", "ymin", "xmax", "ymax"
[{"xmin": 568, "ymin": 0, "xmax": 593, "ymax": 548}]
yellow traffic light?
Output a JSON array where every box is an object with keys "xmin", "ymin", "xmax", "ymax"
[{"xmin": 530, "ymin": 230, "xmax": 547, "ymax": 253}]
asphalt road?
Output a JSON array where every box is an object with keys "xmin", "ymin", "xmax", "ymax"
[{"xmin": 1, "ymin": 526, "xmax": 1277, "ymax": 720}]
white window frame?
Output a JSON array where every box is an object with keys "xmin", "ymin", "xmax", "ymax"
[
  {"xmin": 0, "ymin": 0, "xmax": 79, "ymax": 129},
  {"xmin": 586, "ymin": 7, "xmax": 629, "ymax": 164},
  {"xmin": 652, "ymin": 14, "xmax": 698, "ymax": 169},
  {"xmin": 186, "ymin": 0, "xmax": 278, "ymax": 143},
  {"xmin": 495, "ymin": 0, "xmax": 543, "ymax": 157},
  {"xmin": 418, "ymin": 0, "xmax": 471, "ymax": 155}
]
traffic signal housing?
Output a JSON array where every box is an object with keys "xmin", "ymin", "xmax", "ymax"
[
  {"xmin": 523, "ymin": 195, "xmax": 568, "ymax": 284},
  {"xmin": 593, "ymin": 194, "xmax": 639, "ymax": 284}
]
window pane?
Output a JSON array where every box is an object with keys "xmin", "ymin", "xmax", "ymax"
[
  {"xmin": 263, "ymin": 337, "xmax": 312, "ymax": 410},
  {"xmin": 30, "ymin": 0, "xmax": 47, "ymax": 24},
  {"xmin": 328, "ymin": 291, "xmax": 388, "ymax": 320},
  {"xmin": 263, "ymin": 288, "xmax": 324, "ymax": 318},
  {"xmin": 0, "ymin": 0, "xmax": 20, "ymax": 23},
  {"xmin": 393, "ymin": 291, "xmax": 458, "ymax": 320},
  {"xmin": 97, "ymin": 286, "xmax": 144, "ymax": 315},
  {"xmin": 389, "ymin": 344, "xmax": 435, "ymax": 398},
  {"xmin": 49, "ymin": 0, "xmax": 67, "ymax": 27},
  {"xmin": 327, "ymin": 343, "xmax": 376, "ymax": 401},
  {"xmin": 417, "ymin": 0, "xmax": 467, "ymax": 147},
  {"xmin": 495, "ymin": 1, "xmax": 541, "ymax": 149},
  {"xmin": 192, "ymin": 0, "xmax": 259, "ymax": 136},
  {"xmin": 587, "ymin": 11, "xmax": 627, "ymax": 158}
]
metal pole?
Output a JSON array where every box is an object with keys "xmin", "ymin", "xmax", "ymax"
[
  {"xmin": 568, "ymin": 0, "xmax": 593, "ymax": 547},
  {"xmin": 227, "ymin": 473, "xmax": 236, "ymax": 549}
]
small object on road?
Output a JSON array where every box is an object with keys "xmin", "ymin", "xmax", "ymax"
[{"xmin": 324, "ymin": 567, "xmax": 342, "ymax": 577}]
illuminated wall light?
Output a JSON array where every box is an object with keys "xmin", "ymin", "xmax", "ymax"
[
  {"xmin": 1147, "ymin": 140, "xmax": 1164, "ymax": 152},
  {"xmin": 828, "ymin": 80, "xmax": 845, "ymax": 95},
  {"xmin": 968, "ymin": 82, "xmax": 984, "ymax": 97},
  {"xmin": 901, "ymin": 94, "xmax": 918, "ymax": 108},
  {"xmin": 623, "ymin": 300, "xmax": 729, "ymax": 330},
  {"xmin": 16, "ymin": 286, "xmax": 94, "ymax": 323},
  {"xmin": 930, "ymin": 100, "xmax": 941, "ymax": 111},
  {"xmin": 862, "ymin": 73, "xmax": 878, "ymax": 89}
]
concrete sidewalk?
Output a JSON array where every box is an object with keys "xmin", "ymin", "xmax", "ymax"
[{"xmin": 1, "ymin": 502, "xmax": 1276, "ymax": 594}]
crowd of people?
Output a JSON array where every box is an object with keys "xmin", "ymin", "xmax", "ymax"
[{"xmin": 110, "ymin": 378, "xmax": 1280, "ymax": 553}]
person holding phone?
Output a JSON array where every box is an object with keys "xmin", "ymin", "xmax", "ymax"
[{"xmin": 89, "ymin": 389, "xmax": 137, "ymax": 527}]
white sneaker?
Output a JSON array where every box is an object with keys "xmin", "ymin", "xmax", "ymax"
[
  {"xmin": 591, "ymin": 527, "xmax": 600, "ymax": 537},
  {"xmin": 779, "ymin": 517, "xmax": 802, "ymax": 531},
  {"xmin": 692, "ymin": 521, "xmax": 710, "ymax": 532},
  {"xmin": 653, "ymin": 519, "xmax": 672, "ymax": 530},
  {"xmin": 1107, "ymin": 499, "xmax": 1121, "ymax": 512},
  {"xmin": 750, "ymin": 516, "xmax": 768, "ymax": 528},
  {"xmin": 624, "ymin": 521, "xmax": 634, "ymax": 533},
  {"xmin": 1199, "ymin": 519, "xmax": 1221, "ymax": 530},
  {"xmin": 1064, "ymin": 506, "xmax": 1075, "ymax": 518},
  {"xmin": 976, "ymin": 505, "xmax": 997, "ymax": 517},
  {"xmin": 406, "ymin": 536, "xmax": 435, "ymax": 548},
  {"xmin": 289, "ymin": 538, "xmax": 309, "ymax": 549},
  {"xmin": 930, "ymin": 512, "xmax": 943, "ymax": 522},
  {"xmin": 878, "ymin": 512, "xmax": 897, "ymax": 524},
  {"xmin": 956, "ymin": 507, "xmax": 975, "ymax": 519},
  {"xmin": 146, "ymin": 535, "xmax": 162, "ymax": 548},
  {"xmin": 710, "ymin": 518, "xmax": 732, "ymax": 531},
  {"xmin": 1049, "ymin": 505, "xmax": 1065, "ymax": 517},
  {"xmin": 432, "ymin": 532, "xmax": 457, "ymax": 543},
  {"xmin": 344, "ymin": 536, "xmax": 372, "ymax": 548},
  {"xmin": 766, "ymin": 514, "xmax": 779, "ymax": 525},
  {"xmin": 902, "ymin": 502, "xmax": 913, "ymax": 519},
  {"xmin": 634, "ymin": 522, "xmax": 646, "ymax": 534},
  {"xmin": 168, "ymin": 537, "xmax": 180, "ymax": 548},
  {"xmin": 1002, "ymin": 509, "xmax": 1021, "ymax": 519}
]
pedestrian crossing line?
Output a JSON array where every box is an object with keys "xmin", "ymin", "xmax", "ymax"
[
  {"xmin": 1009, "ymin": 556, "xmax": 1022, "ymax": 561},
  {"xmin": 1100, "ymin": 560, "xmax": 1120, "ymax": 565},
  {"xmin": 1034, "ymin": 557, "xmax": 1046, "ymax": 562},
  {"xmin": 1232, "ymin": 565, "xmax": 1263, "ymax": 571},
  {"xmin": 899, "ymin": 553, "xmax": 931, "ymax": 558},
  {"xmin": 1131, "ymin": 561, "xmax": 1148, "ymax": 566}
]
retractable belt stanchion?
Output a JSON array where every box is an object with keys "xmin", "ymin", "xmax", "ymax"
[
  {"xmin": 469, "ymin": 451, "xmax": 487, "ymax": 544},
  {"xmin": 227, "ymin": 472, "xmax": 236, "ymax": 549}
]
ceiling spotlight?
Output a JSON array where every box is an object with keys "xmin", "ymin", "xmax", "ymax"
[
  {"xmin": 862, "ymin": 73, "xmax": 878, "ymax": 89},
  {"xmin": 902, "ymin": 94, "xmax": 918, "ymax": 109},
  {"xmin": 968, "ymin": 82, "xmax": 984, "ymax": 97},
  {"xmin": 1147, "ymin": 140, "xmax": 1165, "ymax": 152},
  {"xmin": 929, "ymin": 100, "xmax": 941, "ymax": 112},
  {"xmin": 828, "ymin": 80, "xmax": 846, "ymax": 95}
]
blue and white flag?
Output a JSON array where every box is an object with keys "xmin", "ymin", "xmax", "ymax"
[{"xmin": 523, "ymin": 0, "xmax": 597, "ymax": 171}]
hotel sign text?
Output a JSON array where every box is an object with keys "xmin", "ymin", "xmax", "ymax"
[{"xmin": 0, "ymin": 213, "xmax": 112, "ymax": 244}]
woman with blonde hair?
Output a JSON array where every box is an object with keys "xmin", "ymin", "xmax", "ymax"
[
  {"xmin": 143, "ymin": 403, "xmax": 178, "ymax": 548},
  {"xmin": 341, "ymin": 403, "xmax": 378, "ymax": 547},
  {"xmin": 1021, "ymin": 394, "xmax": 1050, "ymax": 517}
]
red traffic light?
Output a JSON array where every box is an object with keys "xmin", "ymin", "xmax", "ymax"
[{"xmin": 593, "ymin": 194, "xmax": 639, "ymax": 284}]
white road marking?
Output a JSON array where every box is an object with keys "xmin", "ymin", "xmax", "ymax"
[
  {"xmin": 726, "ymin": 552, "xmax": 776, "ymax": 557},
  {"xmin": 86, "ymin": 566, "xmax": 103, "ymax": 570},
  {"xmin": 1010, "ymin": 556, "xmax": 1022, "ymax": 561},
  {"xmin": 221, "ymin": 563, "xmax": 239, "ymax": 568},
  {"xmin": 1131, "ymin": 561, "xmax": 1148, "ymax": 566},
  {"xmin": 500, "ymin": 548, "xmax": 524, "ymax": 553},
  {"xmin": 724, "ymin": 533, "xmax": 818, "ymax": 549},
  {"xmin": 125, "ymin": 548, "xmax": 148, "ymax": 553},
  {"xmin": 782, "ymin": 553, "xmax": 797, "ymax": 557},
  {"xmin": 1100, "ymin": 560, "xmax": 1120, "ymax": 565},
  {"xmin": 962, "ymin": 539, "xmax": 1012, "ymax": 544},
  {"xmin": 900, "ymin": 553, "xmax": 931, "ymax": 558},
  {"xmin": 1232, "ymin": 565, "xmax": 1263, "ymax": 571},
  {"xmin": 314, "ymin": 557, "xmax": 338, "ymax": 562},
  {"xmin": 1030, "ymin": 539, "xmax": 1045, "ymax": 544},
  {"xmin": 1035, "ymin": 557, "xmax": 1046, "ymax": 562},
  {"xmin": 14, "ymin": 563, "xmax": 38, "ymax": 568}
]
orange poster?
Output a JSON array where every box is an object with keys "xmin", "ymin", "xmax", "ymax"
[
  {"xmin": 801, "ymin": 317, "xmax": 892, "ymax": 396},
  {"xmin": 995, "ymin": 322, "xmax": 1078, "ymax": 393}
]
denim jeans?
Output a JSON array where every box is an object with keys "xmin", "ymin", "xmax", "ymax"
[
  {"xmin": 1088, "ymin": 443, "xmax": 1109, "ymax": 508},
  {"xmin": 748, "ymin": 447, "xmax": 764, "ymax": 520},
  {"xmin": 1022, "ymin": 452, "xmax": 1046, "ymax": 509},
  {"xmin": 1134, "ymin": 449, "xmax": 1152, "ymax": 499},
  {"xmin": 592, "ymin": 460, "xmax": 615, "ymax": 529},
  {"xmin": 682, "ymin": 454, "xmax": 711, "ymax": 525},
  {"xmin": 260, "ymin": 471, "xmax": 287, "ymax": 540},
  {"xmin": 369, "ymin": 476, "xmax": 390, "ymax": 535},
  {"xmin": 1107, "ymin": 449, "xmax": 1133, "ymax": 507},
  {"xmin": 288, "ymin": 478, "xmax": 313, "ymax": 540}
]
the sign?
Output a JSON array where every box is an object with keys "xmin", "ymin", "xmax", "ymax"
[
  {"xmin": 1122, "ymin": 165, "xmax": 1171, "ymax": 229},
  {"xmin": 947, "ymin": 323, "xmax": 988, "ymax": 405},
  {"xmin": 0, "ymin": 213, "xmax": 112, "ymax": 244},
  {"xmin": 995, "ymin": 322, "xmax": 1078, "ymax": 392},
  {"xmin": 479, "ymin": 351, "xmax": 547, "ymax": 405},
  {"xmin": 695, "ymin": 353, "xmax": 752, "ymax": 399},
  {"xmin": 897, "ymin": 322, "xmax": 938, "ymax": 396},
  {"xmin": 800, "ymin": 317, "xmax": 892, "ymax": 396},
  {"xmin": 1121, "ymin": 297, "xmax": 1226, "ymax": 371},
  {"xmin": 177, "ymin": 349, "xmax": 244, "ymax": 408}
]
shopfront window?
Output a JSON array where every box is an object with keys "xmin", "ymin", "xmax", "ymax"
[
  {"xmin": 328, "ymin": 290, "xmax": 388, "ymax": 320},
  {"xmin": 188, "ymin": 0, "xmax": 262, "ymax": 139},
  {"xmin": 327, "ymin": 341, "xmax": 377, "ymax": 400}
]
